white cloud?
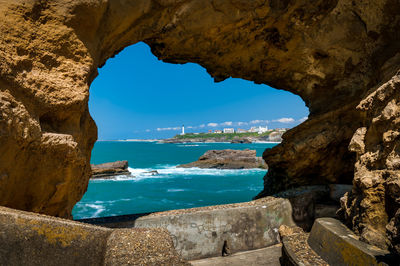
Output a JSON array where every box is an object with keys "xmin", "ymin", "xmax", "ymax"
[
  {"xmin": 145, "ymin": 129, "xmax": 151, "ymax": 132},
  {"xmin": 299, "ymin": 117, "xmax": 308, "ymax": 123},
  {"xmin": 221, "ymin": 121, "xmax": 233, "ymax": 126},
  {"xmin": 273, "ymin": 117, "xmax": 295, "ymax": 123},
  {"xmin": 156, "ymin": 127, "xmax": 181, "ymax": 131},
  {"xmin": 153, "ymin": 117, "xmax": 299, "ymax": 133},
  {"xmin": 250, "ymin": 120, "xmax": 264, "ymax": 124}
]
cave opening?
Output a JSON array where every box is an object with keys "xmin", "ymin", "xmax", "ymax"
[{"xmin": 72, "ymin": 42, "xmax": 309, "ymax": 220}]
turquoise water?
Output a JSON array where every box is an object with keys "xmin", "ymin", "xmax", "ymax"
[{"xmin": 72, "ymin": 141, "xmax": 277, "ymax": 220}]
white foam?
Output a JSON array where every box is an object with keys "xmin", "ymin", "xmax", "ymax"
[
  {"xmin": 215, "ymin": 188, "xmax": 242, "ymax": 193},
  {"xmin": 155, "ymin": 166, "xmax": 265, "ymax": 177},
  {"xmin": 84, "ymin": 203, "xmax": 105, "ymax": 218},
  {"xmin": 177, "ymin": 144, "xmax": 200, "ymax": 147},
  {"xmin": 88, "ymin": 165, "xmax": 266, "ymax": 182},
  {"xmin": 167, "ymin": 188, "xmax": 186, "ymax": 192}
]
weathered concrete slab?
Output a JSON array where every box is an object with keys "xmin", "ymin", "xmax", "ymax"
[
  {"xmin": 134, "ymin": 197, "xmax": 294, "ymax": 260},
  {"xmin": 81, "ymin": 197, "xmax": 295, "ymax": 261},
  {"xmin": 0, "ymin": 206, "xmax": 186, "ymax": 266},
  {"xmin": 308, "ymin": 218, "xmax": 394, "ymax": 265},
  {"xmin": 0, "ymin": 206, "xmax": 110, "ymax": 265},
  {"xmin": 189, "ymin": 244, "xmax": 282, "ymax": 266}
]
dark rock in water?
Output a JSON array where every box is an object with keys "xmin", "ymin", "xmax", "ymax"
[
  {"xmin": 178, "ymin": 149, "xmax": 267, "ymax": 169},
  {"xmin": 230, "ymin": 138, "xmax": 252, "ymax": 144},
  {"xmin": 91, "ymin": 160, "xmax": 131, "ymax": 179},
  {"xmin": 144, "ymin": 170, "xmax": 159, "ymax": 176}
]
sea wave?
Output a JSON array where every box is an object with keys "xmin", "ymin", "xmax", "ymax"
[
  {"xmin": 177, "ymin": 144, "xmax": 200, "ymax": 147},
  {"xmin": 89, "ymin": 165, "xmax": 266, "ymax": 182},
  {"xmin": 84, "ymin": 203, "xmax": 105, "ymax": 218},
  {"xmin": 167, "ymin": 188, "xmax": 186, "ymax": 192}
]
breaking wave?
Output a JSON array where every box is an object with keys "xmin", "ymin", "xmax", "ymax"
[{"xmin": 89, "ymin": 165, "xmax": 266, "ymax": 182}]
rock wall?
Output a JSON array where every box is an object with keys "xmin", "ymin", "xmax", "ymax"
[
  {"xmin": 0, "ymin": 0, "xmax": 399, "ymax": 253},
  {"xmin": 340, "ymin": 73, "xmax": 400, "ymax": 252}
]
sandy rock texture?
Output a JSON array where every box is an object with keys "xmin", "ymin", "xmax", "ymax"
[
  {"xmin": 340, "ymin": 73, "xmax": 400, "ymax": 252},
  {"xmin": 0, "ymin": 0, "xmax": 399, "ymax": 253}
]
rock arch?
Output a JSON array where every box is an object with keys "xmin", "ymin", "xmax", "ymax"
[{"xmin": 0, "ymin": 0, "xmax": 399, "ymax": 253}]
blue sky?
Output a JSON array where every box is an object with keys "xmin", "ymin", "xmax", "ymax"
[{"xmin": 89, "ymin": 42, "xmax": 309, "ymax": 140}]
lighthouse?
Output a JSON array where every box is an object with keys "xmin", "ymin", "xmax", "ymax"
[{"xmin": 181, "ymin": 125, "xmax": 185, "ymax": 135}]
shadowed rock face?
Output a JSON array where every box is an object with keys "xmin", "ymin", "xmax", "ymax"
[{"xmin": 0, "ymin": 0, "xmax": 399, "ymax": 253}]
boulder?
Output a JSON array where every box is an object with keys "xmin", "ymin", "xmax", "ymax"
[
  {"xmin": 91, "ymin": 161, "xmax": 131, "ymax": 179},
  {"xmin": 178, "ymin": 149, "xmax": 267, "ymax": 169}
]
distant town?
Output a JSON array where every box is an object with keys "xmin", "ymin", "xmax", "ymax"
[
  {"xmin": 179, "ymin": 125, "xmax": 288, "ymax": 136},
  {"xmin": 153, "ymin": 125, "xmax": 290, "ymax": 143}
]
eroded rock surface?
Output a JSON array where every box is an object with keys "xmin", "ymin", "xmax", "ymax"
[
  {"xmin": 178, "ymin": 149, "xmax": 267, "ymax": 169},
  {"xmin": 340, "ymin": 73, "xmax": 400, "ymax": 251},
  {"xmin": 0, "ymin": 0, "xmax": 399, "ymax": 254}
]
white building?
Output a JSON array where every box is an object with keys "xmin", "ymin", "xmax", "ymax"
[
  {"xmin": 214, "ymin": 130, "xmax": 222, "ymax": 134},
  {"xmin": 237, "ymin": 128, "xmax": 247, "ymax": 133},
  {"xmin": 181, "ymin": 125, "xmax": 185, "ymax": 135},
  {"xmin": 249, "ymin": 126, "xmax": 268, "ymax": 134},
  {"xmin": 223, "ymin": 128, "xmax": 235, "ymax": 133}
]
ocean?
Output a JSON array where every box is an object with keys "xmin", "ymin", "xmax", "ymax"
[{"xmin": 72, "ymin": 141, "xmax": 277, "ymax": 220}]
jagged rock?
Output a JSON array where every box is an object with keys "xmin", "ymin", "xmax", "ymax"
[
  {"xmin": 340, "ymin": 74, "xmax": 400, "ymax": 250},
  {"xmin": 230, "ymin": 138, "xmax": 252, "ymax": 144},
  {"xmin": 178, "ymin": 149, "xmax": 267, "ymax": 169},
  {"xmin": 266, "ymin": 132, "xmax": 283, "ymax": 142},
  {"xmin": 0, "ymin": 0, "xmax": 399, "ymax": 254},
  {"xmin": 91, "ymin": 160, "xmax": 131, "ymax": 179}
]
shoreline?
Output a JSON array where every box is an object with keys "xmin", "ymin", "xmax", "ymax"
[
  {"xmin": 97, "ymin": 139, "xmax": 160, "ymax": 142},
  {"xmin": 97, "ymin": 140, "xmax": 281, "ymax": 144}
]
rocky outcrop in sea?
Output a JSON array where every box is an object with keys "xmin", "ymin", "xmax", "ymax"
[
  {"xmin": 91, "ymin": 160, "xmax": 131, "ymax": 179},
  {"xmin": 178, "ymin": 149, "xmax": 267, "ymax": 169}
]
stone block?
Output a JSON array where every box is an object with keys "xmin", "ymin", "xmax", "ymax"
[
  {"xmin": 308, "ymin": 218, "xmax": 394, "ymax": 265},
  {"xmin": 0, "ymin": 206, "xmax": 186, "ymax": 265}
]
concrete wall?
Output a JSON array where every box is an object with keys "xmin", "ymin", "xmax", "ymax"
[
  {"xmin": 83, "ymin": 198, "xmax": 295, "ymax": 260},
  {"xmin": 136, "ymin": 198, "xmax": 295, "ymax": 260},
  {"xmin": 0, "ymin": 207, "xmax": 185, "ymax": 266},
  {"xmin": 0, "ymin": 198, "xmax": 295, "ymax": 264}
]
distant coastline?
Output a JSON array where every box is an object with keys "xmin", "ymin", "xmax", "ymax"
[
  {"xmin": 159, "ymin": 130, "xmax": 286, "ymax": 144},
  {"xmin": 97, "ymin": 129, "xmax": 287, "ymax": 143},
  {"xmin": 97, "ymin": 139, "xmax": 281, "ymax": 144},
  {"xmin": 97, "ymin": 139, "xmax": 160, "ymax": 142}
]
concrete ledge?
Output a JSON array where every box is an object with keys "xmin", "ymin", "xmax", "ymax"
[
  {"xmin": 279, "ymin": 226, "xmax": 327, "ymax": 266},
  {"xmin": 190, "ymin": 244, "xmax": 282, "ymax": 266},
  {"xmin": 308, "ymin": 218, "xmax": 394, "ymax": 265},
  {"xmin": 81, "ymin": 197, "xmax": 295, "ymax": 260},
  {"xmin": 0, "ymin": 207, "xmax": 186, "ymax": 265}
]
